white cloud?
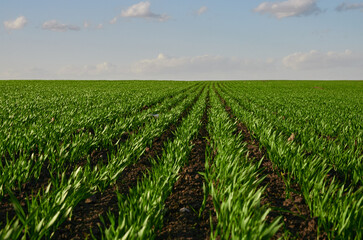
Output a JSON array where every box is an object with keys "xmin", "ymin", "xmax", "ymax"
[
  {"xmin": 282, "ymin": 49, "xmax": 362, "ymax": 69},
  {"xmin": 196, "ymin": 6, "xmax": 208, "ymax": 15},
  {"xmin": 336, "ymin": 2, "xmax": 363, "ymax": 11},
  {"xmin": 58, "ymin": 62, "xmax": 119, "ymax": 79},
  {"xmin": 1, "ymin": 62, "xmax": 119, "ymax": 80},
  {"xmin": 42, "ymin": 20, "xmax": 81, "ymax": 32},
  {"xmin": 3, "ymin": 16, "xmax": 27, "ymax": 30},
  {"xmin": 83, "ymin": 21, "xmax": 104, "ymax": 30},
  {"xmin": 110, "ymin": 17, "xmax": 118, "ymax": 24},
  {"xmin": 129, "ymin": 51, "xmax": 363, "ymax": 80},
  {"xmin": 121, "ymin": 1, "xmax": 170, "ymax": 21},
  {"xmin": 0, "ymin": 67, "xmax": 53, "ymax": 79},
  {"xmin": 2, "ymin": 52, "xmax": 362, "ymax": 80},
  {"xmin": 131, "ymin": 53, "xmax": 276, "ymax": 80},
  {"xmin": 254, "ymin": 0, "xmax": 321, "ymax": 19},
  {"xmin": 84, "ymin": 21, "xmax": 90, "ymax": 28}
]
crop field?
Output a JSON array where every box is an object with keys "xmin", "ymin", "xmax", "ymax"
[{"xmin": 0, "ymin": 80, "xmax": 362, "ymax": 240}]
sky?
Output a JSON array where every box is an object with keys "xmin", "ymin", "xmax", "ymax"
[{"xmin": 1, "ymin": 0, "xmax": 363, "ymax": 80}]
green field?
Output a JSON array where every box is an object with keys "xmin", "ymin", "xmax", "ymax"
[{"xmin": 0, "ymin": 80, "xmax": 362, "ymax": 239}]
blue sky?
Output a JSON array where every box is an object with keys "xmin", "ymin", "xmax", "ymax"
[{"xmin": 1, "ymin": 0, "xmax": 363, "ymax": 80}]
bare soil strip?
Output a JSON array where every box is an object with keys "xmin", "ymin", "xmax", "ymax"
[
  {"xmin": 0, "ymin": 160, "xmax": 52, "ymax": 230},
  {"xmin": 156, "ymin": 93, "xmax": 216, "ymax": 240},
  {"xmin": 52, "ymin": 127, "xmax": 173, "ymax": 239},
  {"xmin": 215, "ymin": 89, "xmax": 324, "ymax": 240},
  {"xmin": 52, "ymin": 88, "xmax": 204, "ymax": 240}
]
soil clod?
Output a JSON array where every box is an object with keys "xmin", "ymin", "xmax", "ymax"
[{"xmin": 156, "ymin": 93, "xmax": 215, "ymax": 240}]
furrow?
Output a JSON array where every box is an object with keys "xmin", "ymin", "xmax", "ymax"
[
  {"xmin": 218, "ymin": 84, "xmax": 361, "ymax": 188},
  {"xmin": 52, "ymin": 87, "xmax": 205, "ymax": 240},
  {"xmin": 156, "ymin": 93, "xmax": 215, "ymax": 240},
  {"xmin": 0, "ymin": 84, "xmax": 200, "ymax": 200},
  {"xmin": 215, "ymin": 89, "xmax": 324, "ymax": 240}
]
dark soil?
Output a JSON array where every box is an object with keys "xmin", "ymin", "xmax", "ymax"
[
  {"xmin": 313, "ymin": 86, "xmax": 324, "ymax": 90},
  {"xmin": 215, "ymin": 89, "xmax": 325, "ymax": 240},
  {"xmin": 52, "ymin": 128, "xmax": 172, "ymax": 239},
  {"xmin": 139, "ymin": 83, "xmax": 197, "ymax": 113},
  {"xmin": 52, "ymin": 88, "xmax": 204, "ymax": 240},
  {"xmin": 0, "ymin": 87, "xmax": 198, "ymax": 224},
  {"xmin": 0, "ymin": 159, "xmax": 51, "ymax": 230},
  {"xmin": 156, "ymin": 94, "xmax": 216, "ymax": 240},
  {"xmin": 0, "ymin": 86, "xmax": 203, "ymax": 234},
  {"xmin": 218, "ymin": 86, "xmax": 360, "ymax": 190}
]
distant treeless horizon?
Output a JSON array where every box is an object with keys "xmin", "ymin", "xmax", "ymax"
[{"xmin": 1, "ymin": 0, "xmax": 363, "ymax": 80}]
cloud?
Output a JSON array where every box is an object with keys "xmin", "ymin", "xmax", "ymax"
[
  {"xmin": 84, "ymin": 21, "xmax": 90, "ymax": 28},
  {"xmin": 83, "ymin": 21, "xmax": 104, "ymax": 30},
  {"xmin": 121, "ymin": 1, "xmax": 169, "ymax": 21},
  {"xmin": 2, "ymin": 51, "xmax": 362, "ymax": 80},
  {"xmin": 131, "ymin": 53, "xmax": 276, "ymax": 79},
  {"xmin": 110, "ymin": 17, "xmax": 118, "ymax": 24},
  {"xmin": 58, "ymin": 62, "xmax": 119, "ymax": 79},
  {"xmin": 42, "ymin": 20, "xmax": 81, "ymax": 32},
  {"xmin": 282, "ymin": 49, "xmax": 362, "ymax": 69},
  {"xmin": 1, "ymin": 62, "xmax": 119, "ymax": 80},
  {"xmin": 196, "ymin": 6, "xmax": 208, "ymax": 15},
  {"xmin": 0, "ymin": 67, "xmax": 53, "ymax": 79},
  {"xmin": 3, "ymin": 16, "xmax": 27, "ymax": 30},
  {"xmin": 129, "ymin": 51, "xmax": 363, "ymax": 80},
  {"xmin": 336, "ymin": 2, "xmax": 363, "ymax": 11},
  {"xmin": 254, "ymin": 0, "xmax": 321, "ymax": 19}
]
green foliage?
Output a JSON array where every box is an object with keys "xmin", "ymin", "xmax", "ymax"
[
  {"xmin": 0, "ymin": 80, "xmax": 361, "ymax": 239},
  {"xmin": 217, "ymin": 81, "xmax": 362, "ymax": 239},
  {"xmin": 204, "ymin": 89, "xmax": 281, "ymax": 239},
  {"xmin": 98, "ymin": 86, "xmax": 207, "ymax": 239},
  {"xmin": 0, "ymin": 81, "xmax": 202, "ymax": 238}
]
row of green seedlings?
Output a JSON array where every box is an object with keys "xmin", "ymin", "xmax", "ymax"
[
  {"xmin": 0, "ymin": 86, "xmax": 202, "ymax": 238},
  {"xmin": 201, "ymin": 89, "xmax": 281, "ymax": 239},
  {"xmin": 220, "ymin": 83, "xmax": 362, "ymax": 186},
  {"xmin": 0, "ymin": 81, "xmax": 192, "ymax": 186},
  {"xmin": 0, "ymin": 82, "xmax": 200, "ymax": 173},
  {"xmin": 220, "ymin": 81, "xmax": 361, "ymax": 143},
  {"xmin": 0, "ymin": 82, "xmax": 196, "ymax": 160},
  {"xmin": 220, "ymin": 82, "xmax": 362, "ymax": 186},
  {"xmin": 0, "ymin": 81, "xmax": 199, "ymax": 166},
  {"xmin": 0, "ymin": 85, "xmax": 204, "ymax": 240},
  {"xmin": 216, "ymin": 86, "xmax": 363, "ymax": 239},
  {"xmin": 0, "ymin": 84, "xmax": 201, "ymax": 196},
  {"xmin": 218, "ymin": 82, "xmax": 362, "ymax": 189},
  {"xmin": 219, "ymin": 81, "xmax": 360, "ymax": 143},
  {"xmin": 96, "ymin": 87, "xmax": 208, "ymax": 239}
]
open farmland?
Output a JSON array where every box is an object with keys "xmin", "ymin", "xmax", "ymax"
[{"xmin": 0, "ymin": 80, "xmax": 362, "ymax": 239}]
